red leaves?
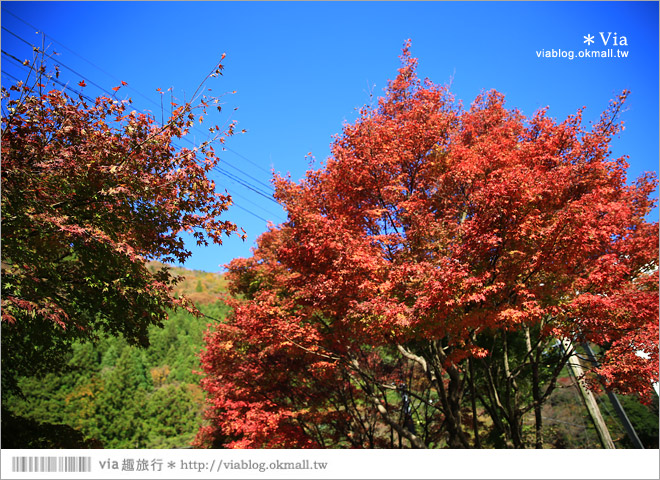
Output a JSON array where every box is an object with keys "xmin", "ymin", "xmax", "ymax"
[
  {"xmin": 112, "ymin": 81, "xmax": 128, "ymax": 92},
  {"xmin": 196, "ymin": 43, "xmax": 658, "ymax": 448},
  {"xmin": 2, "ymin": 55, "xmax": 241, "ymax": 392}
]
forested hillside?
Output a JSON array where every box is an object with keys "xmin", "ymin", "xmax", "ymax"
[{"xmin": 2, "ymin": 265, "xmax": 230, "ymax": 449}]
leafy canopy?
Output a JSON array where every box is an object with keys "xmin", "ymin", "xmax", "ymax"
[
  {"xmin": 197, "ymin": 42, "xmax": 658, "ymax": 449},
  {"xmin": 1, "ymin": 51, "xmax": 239, "ymax": 392}
]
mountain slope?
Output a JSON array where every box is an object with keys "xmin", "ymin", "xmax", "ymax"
[{"xmin": 2, "ymin": 264, "xmax": 230, "ymax": 448}]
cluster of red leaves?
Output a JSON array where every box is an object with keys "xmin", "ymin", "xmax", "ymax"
[
  {"xmin": 1, "ymin": 56, "xmax": 238, "ymax": 385},
  {"xmin": 197, "ymin": 43, "xmax": 658, "ymax": 448}
]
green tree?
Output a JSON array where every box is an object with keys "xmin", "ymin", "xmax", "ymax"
[
  {"xmin": 143, "ymin": 384, "xmax": 205, "ymax": 448},
  {"xmin": 611, "ymin": 394, "xmax": 659, "ymax": 449},
  {"xmin": 93, "ymin": 347, "xmax": 151, "ymax": 447}
]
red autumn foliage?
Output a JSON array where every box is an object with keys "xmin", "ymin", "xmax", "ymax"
[
  {"xmin": 1, "ymin": 53, "xmax": 238, "ymax": 389},
  {"xmin": 197, "ymin": 42, "xmax": 658, "ymax": 448}
]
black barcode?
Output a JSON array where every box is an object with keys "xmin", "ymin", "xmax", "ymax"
[{"xmin": 11, "ymin": 456, "xmax": 92, "ymax": 473}]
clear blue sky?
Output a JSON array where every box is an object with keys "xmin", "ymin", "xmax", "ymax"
[{"xmin": 2, "ymin": 1, "xmax": 658, "ymax": 272}]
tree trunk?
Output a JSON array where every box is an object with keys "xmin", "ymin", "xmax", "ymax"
[
  {"xmin": 525, "ymin": 326, "xmax": 543, "ymax": 449},
  {"xmin": 430, "ymin": 341, "xmax": 470, "ymax": 448},
  {"xmin": 468, "ymin": 358, "xmax": 482, "ymax": 448}
]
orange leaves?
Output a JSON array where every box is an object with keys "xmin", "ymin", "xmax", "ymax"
[
  {"xmin": 196, "ymin": 43, "xmax": 659, "ymax": 449},
  {"xmin": 112, "ymin": 81, "xmax": 128, "ymax": 92}
]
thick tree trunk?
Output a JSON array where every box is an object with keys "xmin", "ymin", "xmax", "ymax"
[{"xmin": 430, "ymin": 341, "xmax": 470, "ymax": 448}]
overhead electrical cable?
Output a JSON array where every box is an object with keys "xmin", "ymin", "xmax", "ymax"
[
  {"xmin": 3, "ymin": 7, "xmax": 274, "ymax": 178},
  {"xmin": 1, "ymin": 27, "xmax": 281, "ymax": 198},
  {"xmin": 2, "ymin": 7, "xmax": 163, "ymax": 111},
  {"xmin": 222, "ymin": 188, "xmax": 285, "ymax": 222},
  {"xmin": 2, "ymin": 17, "xmax": 277, "ymax": 196},
  {"xmin": 2, "ymin": 48, "xmax": 282, "ymax": 225},
  {"xmin": 212, "ymin": 165, "xmax": 279, "ymax": 204},
  {"xmin": 231, "ymin": 204, "xmax": 269, "ymax": 223}
]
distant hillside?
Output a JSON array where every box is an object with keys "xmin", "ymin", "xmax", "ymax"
[
  {"xmin": 3, "ymin": 262, "xmax": 232, "ymax": 449},
  {"xmin": 147, "ymin": 261, "xmax": 228, "ymax": 305}
]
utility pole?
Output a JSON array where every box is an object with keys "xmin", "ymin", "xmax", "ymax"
[
  {"xmin": 562, "ymin": 339, "xmax": 615, "ymax": 449},
  {"xmin": 581, "ymin": 342, "xmax": 645, "ymax": 449}
]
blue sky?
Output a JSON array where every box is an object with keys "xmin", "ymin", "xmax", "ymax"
[{"xmin": 2, "ymin": 1, "xmax": 658, "ymax": 272}]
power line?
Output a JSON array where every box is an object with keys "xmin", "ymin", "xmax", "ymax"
[
  {"xmin": 2, "ymin": 49, "xmax": 280, "ymax": 226},
  {"xmin": 1, "ymin": 22, "xmax": 282, "ymax": 218},
  {"xmin": 1, "ymin": 31, "xmax": 280, "ymax": 202},
  {"xmin": 1, "ymin": 7, "xmax": 163, "ymax": 111},
  {"xmin": 213, "ymin": 165, "xmax": 279, "ymax": 204},
  {"xmin": 2, "ymin": 25, "xmax": 36, "ymax": 47},
  {"xmin": 1, "ymin": 69, "xmax": 22, "ymax": 84},
  {"xmin": 2, "ymin": 49, "xmax": 90, "ymax": 100},
  {"xmin": 219, "ymin": 182, "xmax": 285, "ymax": 221},
  {"xmin": 4, "ymin": 28, "xmax": 115, "ymax": 100},
  {"xmin": 232, "ymin": 203, "xmax": 269, "ymax": 223},
  {"xmin": 220, "ymin": 155, "xmax": 274, "ymax": 192},
  {"xmin": 2, "ymin": 7, "xmax": 273, "ymax": 178},
  {"xmin": 223, "ymin": 145, "xmax": 272, "ymax": 175}
]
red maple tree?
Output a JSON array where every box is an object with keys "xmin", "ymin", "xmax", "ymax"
[
  {"xmin": 1, "ymin": 52, "xmax": 238, "ymax": 391},
  {"xmin": 197, "ymin": 42, "xmax": 658, "ymax": 448}
]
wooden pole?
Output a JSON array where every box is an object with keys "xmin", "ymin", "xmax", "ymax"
[
  {"xmin": 562, "ymin": 339, "xmax": 615, "ymax": 449},
  {"xmin": 581, "ymin": 342, "xmax": 645, "ymax": 449}
]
